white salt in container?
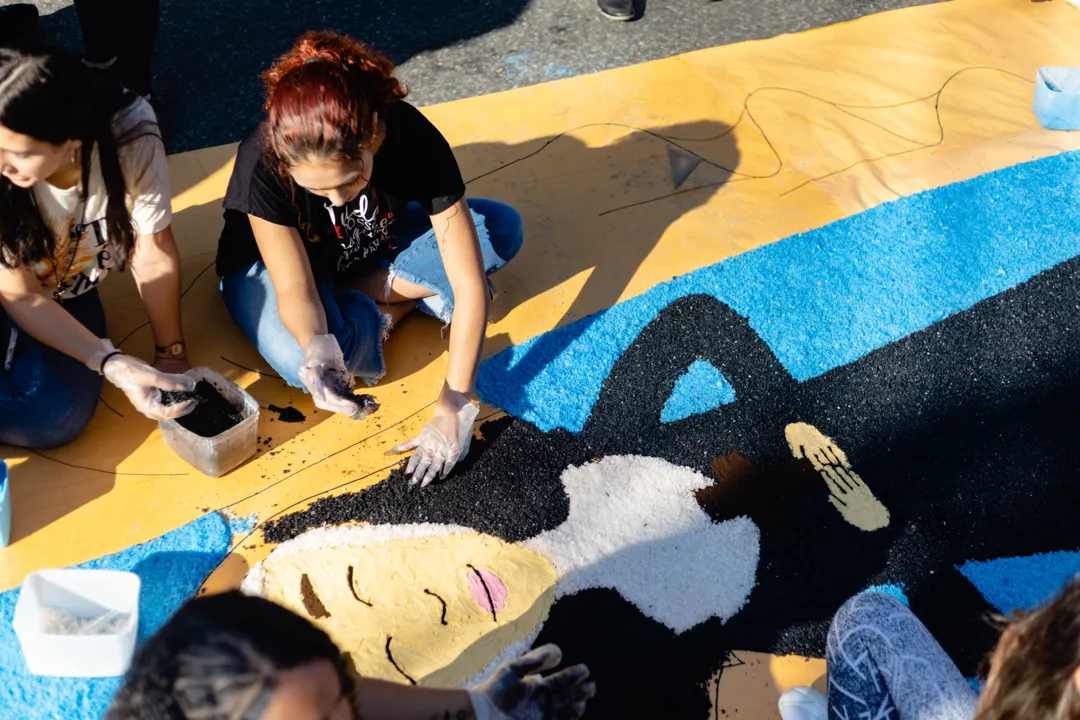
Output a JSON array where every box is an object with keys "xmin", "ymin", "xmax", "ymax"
[
  {"xmin": 13, "ymin": 569, "xmax": 140, "ymax": 677},
  {"xmin": 159, "ymin": 367, "xmax": 259, "ymax": 477}
]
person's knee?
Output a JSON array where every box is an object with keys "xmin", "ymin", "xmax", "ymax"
[
  {"xmin": 833, "ymin": 591, "xmax": 910, "ymax": 633},
  {"xmin": 1, "ymin": 379, "xmax": 99, "ymax": 448},
  {"xmin": 475, "ymin": 200, "xmax": 524, "ymax": 264},
  {"xmin": 221, "ymin": 266, "xmax": 305, "ymax": 388},
  {"xmin": 262, "ymin": 343, "xmax": 305, "ymax": 389}
]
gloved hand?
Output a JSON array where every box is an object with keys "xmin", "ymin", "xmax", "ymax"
[
  {"xmin": 387, "ymin": 391, "xmax": 479, "ymax": 487},
  {"xmin": 297, "ymin": 335, "xmax": 379, "ymax": 420},
  {"xmin": 87, "ymin": 340, "xmax": 196, "ymax": 420},
  {"xmin": 467, "ymin": 644, "xmax": 595, "ymax": 720}
]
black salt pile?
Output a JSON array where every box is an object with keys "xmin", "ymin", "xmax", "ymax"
[{"xmin": 162, "ymin": 380, "xmax": 244, "ymax": 438}]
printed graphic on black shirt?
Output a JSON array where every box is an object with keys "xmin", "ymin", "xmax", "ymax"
[{"xmin": 324, "ymin": 188, "xmax": 397, "ymax": 273}]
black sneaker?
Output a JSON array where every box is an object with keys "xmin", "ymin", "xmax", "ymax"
[
  {"xmin": 0, "ymin": 4, "xmax": 40, "ymax": 45},
  {"xmin": 597, "ymin": 0, "xmax": 637, "ymax": 21}
]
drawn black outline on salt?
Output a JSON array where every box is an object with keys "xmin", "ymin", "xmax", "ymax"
[{"xmin": 464, "ymin": 66, "xmax": 1033, "ymax": 211}]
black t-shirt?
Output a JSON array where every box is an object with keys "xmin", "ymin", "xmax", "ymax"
[{"xmin": 216, "ymin": 101, "xmax": 466, "ymax": 278}]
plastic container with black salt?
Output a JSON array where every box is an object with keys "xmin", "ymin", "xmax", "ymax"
[{"xmin": 159, "ymin": 367, "xmax": 259, "ymax": 477}]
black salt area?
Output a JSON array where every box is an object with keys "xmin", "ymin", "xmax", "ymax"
[
  {"xmin": 262, "ymin": 257, "xmax": 1080, "ymax": 718},
  {"xmin": 262, "ymin": 414, "xmax": 573, "ymax": 544},
  {"xmin": 162, "ymin": 380, "xmax": 244, "ymax": 438},
  {"xmin": 268, "ymin": 404, "xmax": 306, "ymax": 423}
]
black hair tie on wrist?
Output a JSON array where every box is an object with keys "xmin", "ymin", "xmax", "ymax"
[{"xmin": 98, "ymin": 350, "xmax": 124, "ymax": 375}]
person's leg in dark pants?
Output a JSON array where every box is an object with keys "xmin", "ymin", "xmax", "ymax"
[
  {"xmin": 0, "ymin": 3, "xmax": 40, "ymax": 45},
  {"xmin": 72, "ymin": 0, "xmax": 160, "ymax": 97},
  {"xmin": 0, "ymin": 292, "xmax": 107, "ymax": 449}
]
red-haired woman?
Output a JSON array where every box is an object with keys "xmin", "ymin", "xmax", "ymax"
[{"xmin": 216, "ymin": 32, "xmax": 522, "ymax": 486}]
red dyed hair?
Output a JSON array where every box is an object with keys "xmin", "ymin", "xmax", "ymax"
[{"xmin": 263, "ymin": 31, "xmax": 408, "ymax": 170}]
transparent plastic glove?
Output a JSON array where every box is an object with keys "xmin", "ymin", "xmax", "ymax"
[
  {"xmin": 89, "ymin": 342, "xmax": 197, "ymax": 420},
  {"xmin": 387, "ymin": 398, "xmax": 479, "ymax": 487},
  {"xmin": 467, "ymin": 644, "xmax": 595, "ymax": 720},
  {"xmin": 298, "ymin": 335, "xmax": 379, "ymax": 420}
]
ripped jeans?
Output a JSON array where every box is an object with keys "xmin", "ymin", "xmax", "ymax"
[{"xmin": 221, "ymin": 198, "xmax": 523, "ymax": 388}]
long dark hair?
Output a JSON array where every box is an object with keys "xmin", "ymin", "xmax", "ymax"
[
  {"xmin": 106, "ymin": 591, "xmax": 356, "ymax": 719},
  {"xmin": 976, "ymin": 574, "xmax": 1080, "ymax": 719},
  {"xmin": 0, "ymin": 42, "xmax": 155, "ymax": 271}
]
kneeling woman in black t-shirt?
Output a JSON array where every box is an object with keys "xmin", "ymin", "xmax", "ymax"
[{"xmin": 216, "ymin": 32, "xmax": 522, "ymax": 485}]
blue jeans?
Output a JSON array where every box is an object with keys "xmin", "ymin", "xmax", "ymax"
[
  {"xmin": 221, "ymin": 198, "xmax": 524, "ymax": 388},
  {"xmin": 0, "ymin": 292, "xmax": 106, "ymax": 448}
]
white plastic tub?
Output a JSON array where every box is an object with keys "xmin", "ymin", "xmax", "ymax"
[
  {"xmin": 1033, "ymin": 67, "xmax": 1080, "ymax": 131},
  {"xmin": 13, "ymin": 569, "xmax": 140, "ymax": 677},
  {"xmin": 159, "ymin": 367, "xmax": 259, "ymax": 477}
]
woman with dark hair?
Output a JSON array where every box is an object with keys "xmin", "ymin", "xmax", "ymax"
[
  {"xmin": 0, "ymin": 43, "xmax": 195, "ymax": 448},
  {"xmin": 105, "ymin": 590, "xmax": 595, "ymax": 720},
  {"xmin": 216, "ymin": 31, "xmax": 524, "ymax": 486},
  {"xmin": 778, "ymin": 576, "xmax": 1080, "ymax": 720}
]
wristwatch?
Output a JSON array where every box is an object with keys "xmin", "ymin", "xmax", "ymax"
[{"xmin": 155, "ymin": 341, "xmax": 186, "ymax": 357}]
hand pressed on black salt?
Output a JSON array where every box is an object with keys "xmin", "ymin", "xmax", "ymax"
[
  {"xmin": 298, "ymin": 334, "xmax": 379, "ymax": 420},
  {"xmin": 468, "ymin": 644, "xmax": 596, "ymax": 720},
  {"xmin": 387, "ymin": 388, "xmax": 479, "ymax": 487}
]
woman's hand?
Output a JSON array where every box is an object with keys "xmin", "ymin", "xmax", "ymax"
[
  {"xmin": 90, "ymin": 343, "xmax": 197, "ymax": 420},
  {"xmin": 152, "ymin": 352, "xmax": 191, "ymax": 375},
  {"xmin": 387, "ymin": 385, "xmax": 479, "ymax": 487},
  {"xmin": 467, "ymin": 644, "xmax": 595, "ymax": 720},
  {"xmin": 298, "ymin": 334, "xmax": 379, "ymax": 420}
]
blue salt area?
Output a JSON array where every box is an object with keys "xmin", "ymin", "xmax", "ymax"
[
  {"xmin": 954, "ymin": 549, "xmax": 1080, "ymax": 698},
  {"xmin": 863, "ymin": 583, "xmax": 909, "ymax": 606},
  {"xmin": 660, "ymin": 359, "xmax": 737, "ymax": 423},
  {"xmin": 477, "ymin": 151, "xmax": 1080, "ymax": 433},
  {"xmin": 0, "ymin": 512, "xmax": 237, "ymax": 719},
  {"xmin": 957, "ymin": 548, "xmax": 1080, "ymax": 615},
  {"xmin": 229, "ymin": 513, "xmax": 257, "ymax": 536}
]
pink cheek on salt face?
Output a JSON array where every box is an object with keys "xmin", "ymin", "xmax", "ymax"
[{"xmin": 467, "ymin": 567, "xmax": 508, "ymax": 617}]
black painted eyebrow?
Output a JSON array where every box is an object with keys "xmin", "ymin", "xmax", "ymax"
[
  {"xmin": 424, "ymin": 588, "xmax": 449, "ymax": 625},
  {"xmin": 346, "ymin": 565, "xmax": 373, "ymax": 607}
]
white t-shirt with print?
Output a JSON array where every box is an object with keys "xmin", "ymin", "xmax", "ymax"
[{"xmin": 30, "ymin": 98, "xmax": 171, "ymax": 300}]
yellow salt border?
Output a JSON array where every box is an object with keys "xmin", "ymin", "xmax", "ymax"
[{"xmin": 2, "ymin": 0, "xmax": 1080, "ymax": 713}]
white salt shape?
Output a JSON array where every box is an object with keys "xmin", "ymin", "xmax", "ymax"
[{"xmin": 524, "ymin": 455, "xmax": 760, "ymax": 633}]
